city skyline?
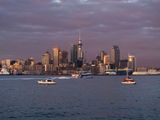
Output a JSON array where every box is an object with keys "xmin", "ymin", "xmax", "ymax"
[{"xmin": 0, "ymin": 0, "xmax": 160, "ymax": 67}]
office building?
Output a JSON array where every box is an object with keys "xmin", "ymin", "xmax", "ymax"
[
  {"xmin": 71, "ymin": 44, "xmax": 78, "ymax": 65},
  {"xmin": 100, "ymin": 50, "xmax": 106, "ymax": 63},
  {"xmin": 42, "ymin": 51, "xmax": 51, "ymax": 65},
  {"xmin": 60, "ymin": 50, "xmax": 68, "ymax": 65},
  {"xmin": 110, "ymin": 45, "xmax": 120, "ymax": 68},
  {"xmin": 53, "ymin": 48, "xmax": 61, "ymax": 67},
  {"xmin": 42, "ymin": 51, "xmax": 51, "ymax": 72},
  {"xmin": 103, "ymin": 54, "xmax": 110, "ymax": 65}
]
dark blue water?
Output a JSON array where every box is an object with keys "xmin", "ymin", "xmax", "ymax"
[{"xmin": 0, "ymin": 75, "xmax": 160, "ymax": 120}]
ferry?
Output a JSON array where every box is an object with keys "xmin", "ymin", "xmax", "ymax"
[
  {"xmin": 37, "ymin": 79, "xmax": 56, "ymax": 85},
  {"xmin": 132, "ymin": 71, "xmax": 160, "ymax": 75}
]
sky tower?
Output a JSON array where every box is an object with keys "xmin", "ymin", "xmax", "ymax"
[{"xmin": 77, "ymin": 31, "xmax": 83, "ymax": 60}]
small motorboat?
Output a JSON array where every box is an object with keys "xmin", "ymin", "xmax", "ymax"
[
  {"xmin": 71, "ymin": 73, "xmax": 81, "ymax": 79},
  {"xmin": 37, "ymin": 79, "xmax": 56, "ymax": 85},
  {"xmin": 121, "ymin": 77, "xmax": 136, "ymax": 85}
]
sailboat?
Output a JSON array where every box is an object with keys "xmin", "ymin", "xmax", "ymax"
[{"xmin": 121, "ymin": 60, "xmax": 136, "ymax": 85}]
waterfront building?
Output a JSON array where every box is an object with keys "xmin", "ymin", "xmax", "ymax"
[
  {"xmin": 99, "ymin": 63, "xmax": 106, "ymax": 74},
  {"xmin": 42, "ymin": 51, "xmax": 51, "ymax": 72},
  {"xmin": 16, "ymin": 59, "xmax": 25, "ymax": 66},
  {"xmin": 25, "ymin": 57, "xmax": 35, "ymax": 66},
  {"xmin": 42, "ymin": 51, "xmax": 51, "ymax": 65},
  {"xmin": 35, "ymin": 63, "xmax": 43, "ymax": 75},
  {"xmin": 128, "ymin": 55, "xmax": 136, "ymax": 71},
  {"xmin": 53, "ymin": 47, "xmax": 61, "ymax": 67},
  {"xmin": 60, "ymin": 50, "xmax": 68, "ymax": 66},
  {"xmin": 23, "ymin": 57, "xmax": 36, "ymax": 74},
  {"xmin": 103, "ymin": 54, "xmax": 110, "ymax": 65},
  {"xmin": 110, "ymin": 45, "xmax": 120, "ymax": 69},
  {"xmin": 71, "ymin": 44, "xmax": 78, "ymax": 65},
  {"xmin": 0, "ymin": 59, "xmax": 11, "ymax": 67},
  {"xmin": 100, "ymin": 51, "xmax": 106, "ymax": 63}
]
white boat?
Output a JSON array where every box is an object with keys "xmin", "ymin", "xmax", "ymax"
[
  {"xmin": 71, "ymin": 73, "xmax": 81, "ymax": 78},
  {"xmin": 106, "ymin": 71, "xmax": 117, "ymax": 75},
  {"xmin": 37, "ymin": 79, "xmax": 56, "ymax": 85},
  {"xmin": 121, "ymin": 77, "xmax": 136, "ymax": 85}
]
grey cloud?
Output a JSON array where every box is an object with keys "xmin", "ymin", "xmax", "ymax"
[{"xmin": 0, "ymin": 0, "xmax": 160, "ymax": 67}]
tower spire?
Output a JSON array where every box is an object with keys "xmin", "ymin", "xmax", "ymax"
[
  {"xmin": 78, "ymin": 30, "xmax": 81, "ymax": 43},
  {"xmin": 78, "ymin": 30, "xmax": 82, "ymax": 46}
]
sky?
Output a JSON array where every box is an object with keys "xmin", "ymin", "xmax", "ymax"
[{"xmin": 0, "ymin": 0, "xmax": 160, "ymax": 67}]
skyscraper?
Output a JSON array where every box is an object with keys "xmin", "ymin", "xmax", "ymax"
[
  {"xmin": 100, "ymin": 50, "xmax": 106, "ymax": 63},
  {"xmin": 60, "ymin": 50, "xmax": 68, "ymax": 65},
  {"xmin": 77, "ymin": 32, "xmax": 83, "ymax": 61},
  {"xmin": 53, "ymin": 48, "xmax": 61, "ymax": 67},
  {"xmin": 103, "ymin": 54, "xmax": 110, "ymax": 65},
  {"xmin": 110, "ymin": 45, "xmax": 120, "ymax": 68},
  {"xmin": 42, "ymin": 51, "xmax": 50, "ymax": 65},
  {"xmin": 71, "ymin": 44, "xmax": 78, "ymax": 65},
  {"xmin": 70, "ymin": 32, "xmax": 84, "ymax": 68},
  {"xmin": 42, "ymin": 51, "xmax": 51, "ymax": 72}
]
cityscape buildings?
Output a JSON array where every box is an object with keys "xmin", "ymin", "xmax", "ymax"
[{"xmin": 0, "ymin": 35, "xmax": 159, "ymax": 75}]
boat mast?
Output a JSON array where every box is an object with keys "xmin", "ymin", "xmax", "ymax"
[{"xmin": 127, "ymin": 54, "xmax": 129, "ymax": 77}]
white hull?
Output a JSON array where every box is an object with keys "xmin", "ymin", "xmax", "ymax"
[
  {"xmin": 37, "ymin": 80, "xmax": 56, "ymax": 85},
  {"xmin": 72, "ymin": 74, "xmax": 81, "ymax": 78},
  {"xmin": 106, "ymin": 71, "xmax": 116, "ymax": 75},
  {"xmin": 121, "ymin": 77, "xmax": 136, "ymax": 85},
  {"xmin": 121, "ymin": 81, "xmax": 136, "ymax": 85}
]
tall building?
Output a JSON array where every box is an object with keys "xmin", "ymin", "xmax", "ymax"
[
  {"xmin": 42, "ymin": 51, "xmax": 51, "ymax": 72},
  {"xmin": 103, "ymin": 54, "xmax": 110, "ymax": 65},
  {"xmin": 100, "ymin": 50, "xmax": 106, "ymax": 63},
  {"xmin": 77, "ymin": 32, "xmax": 83, "ymax": 61},
  {"xmin": 60, "ymin": 50, "xmax": 68, "ymax": 65},
  {"xmin": 71, "ymin": 44, "xmax": 78, "ymax": 65},
  {"xmin": 70, "ymin": 32, "xmax": 84, "ymax": 68},
  {"xmin": 110, "ymin": 45, "xmax": 120, "ymax": 68},
  {"xmin": 128, "ymin": 55, "xmax": 136, "ymax": 71},
  {"xmin": 42, "ymin": 51, "xmax": 50, "ymax": 65},
  {"xmin": 53, "ymin": 48, "xmax": 61, "ymax": 67}
]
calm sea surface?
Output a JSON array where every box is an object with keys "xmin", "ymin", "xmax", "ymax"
[{"xmin": 0, "ymin": 75, "xmax": 160, "ymax": 120}]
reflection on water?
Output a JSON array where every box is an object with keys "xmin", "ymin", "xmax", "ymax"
[{"xmin": 0, "ymin": 75, "xmax": 160, "ymax": 120}]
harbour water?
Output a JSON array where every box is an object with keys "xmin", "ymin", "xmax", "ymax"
[{"xmin": 0, "ymin": 75, "xmax": 160, "ymax": 120}]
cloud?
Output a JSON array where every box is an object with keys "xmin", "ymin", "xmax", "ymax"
[
  {"xmin": 51, "ymin": 0, "xmax": 62, "ymax": 4},
  {"xmin": 0, "ymin": 0, "xmax": 160, "ymax": 67},
  {"xmin": 122, "ymin": 0, "xmax": 139, "ymax": 3}
]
